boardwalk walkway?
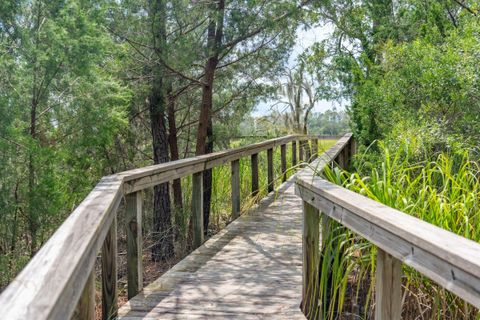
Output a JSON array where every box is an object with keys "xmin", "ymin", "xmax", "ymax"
[{"xmin": 119, "ymin": 179, "xmax": 305, "ymax": 319}]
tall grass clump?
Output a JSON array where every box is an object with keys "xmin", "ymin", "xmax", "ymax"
[{"xmin": 315, "ymin": 139, "xmax": 480, "ymax": 319}]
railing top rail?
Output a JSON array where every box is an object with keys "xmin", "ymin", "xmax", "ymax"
[
  {"xmin": 0, "ymin": 133, "xmax": 331, "ymax": 319},
  {"xmin": 295, "ymin": 133, "xmax": 480, "ymax": 308}
]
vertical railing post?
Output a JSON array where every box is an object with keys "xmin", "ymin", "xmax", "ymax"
[
  {"xmin": 102, "ymin": 217, "xmax": 117, "ymax": 320},
  {"xmin": 251, "ymin": 153, "xmax": 259, "ymax": 197},
  {"xmin": 375, "ymin": 248, "xmax": 403, "ymax": 320},
  {"xmin": 306, "ymin": 140, "xmax": 312, "ymax": 162},
  {"xmin": 312, "ymin": 138, "xmax": 318, "ymax": 160},
  {"xmin": 267, "ymin": 148, "xmax": 274, "ymax": 192},
  {"xmin": 231, "ymin": 159, "xmax": 241, "ymax": 219},
  {"xmin": 301, "ymin": 201, "xmax": 320, "ymax": 317},
  {"xmin": 73, "ymin": 271, "xmax": 95, "ymax": 320},
  {"xmin": 292, "ymin": 141, "xmax": 297, "ymax": 168},
  {"xmin": 126, "ymin": 191, "xmax": 143, "ymax": 299},
  {"xmin": 192, "ymin": 172, "xmax": 204, "ymax": 249},
  {"xmin": 280, "ymin": 144, "xmax": 287, "ymax": 182},
  {"xmin": 299, "ymin": 140, "xmax": 304, "ymax": 162}
]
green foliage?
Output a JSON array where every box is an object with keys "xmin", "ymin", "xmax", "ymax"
[
  {"xmin": 318, "ymin": 139, "xmax": 480, "ymax": 319},
  {"xmin": 0, "ymin": 0, "xmax": 129, "ymax": 287}
]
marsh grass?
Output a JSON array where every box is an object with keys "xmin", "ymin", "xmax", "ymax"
[{"xmin": 314, "ymin": 141, "xmax": 480, "ymax": 319}]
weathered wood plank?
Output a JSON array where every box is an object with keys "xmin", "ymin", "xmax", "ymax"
[
  {"xmin": 0, "ymin": 175, "xmax": 123, "ymax": 320},
  {"xmin": 122, "ymin": 135, "xmax": 305, "ymax": 194},
  {"xmin": 231, "ymin": 160, "xmax": 241, "ymax": 219},
  {"xmin": 281, "ymin": 144, "xmax": 287, "ymax": 182},
  {"xmin": 375, "ymin": 248, "xmax": 402, "ymax": 320},
  {"xmin": 72, "ymin": 271, "xmax": 95, "ymax": 320},
  {"xmin": 126, "ymin": 192, "xmax": 143, "ymax": 299},
  {"xmin": 292, "ymin": 141, "xmax": 297, "ymax": 168},
  {"xmin": 305, "ymin": 141, "xmax": 311, "ymax": 162},
  {"xmin": 299, "ymin": 140, "xmax": 304, "ymax": 162},
  {"xmin": 118, "ymin": 182, "xmax": 305, "ymax": 319},
  {"xmin": 192, "ymin": 172, "xmax": 204, "ymax": 249},
  {"xmin": 295, "ymin": 174, "xmax": 480, "ymax": 308},
  {"xmin": 102, "ymin": 217, "xmax": 118, "ymax": 320},
  {"xmin": 301, "ymin": 201, "xmax": 320, "ymax": 317},
  {"xmin": 267, "ymin": 148, "xmax": 274, "ymax": 192},
  {"xmin": 251, "ymin": 153, "xmax": 259, "ymax": 196},
  {"xmin": 311, "ymin": 139, "xmax": 318, "ymax": 160}
]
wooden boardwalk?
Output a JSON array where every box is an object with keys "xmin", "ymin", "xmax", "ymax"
[{"xmin": 118, "ymin": 179, "xmax": 306, "ymax": 319}]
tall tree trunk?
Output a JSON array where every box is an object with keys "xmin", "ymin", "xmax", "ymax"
[
  {"xmin": 167, "ymin": 86, "xmax": 182, "ymax": 210},
  {"xmin": 195, "ymin": 0, "xmax": 224, "ymax": 235},
  {"xmin": 149, "ymin": 0, "xmax": 173, "ymax": 262},
  {"xmin": 28, "ymin": 1, "xmax": 42, "ymax": 257}
]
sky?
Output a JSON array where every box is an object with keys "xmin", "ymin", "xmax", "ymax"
[{"xmin": 251, "ymin": 23, "xmax": 344, "ymax": 117}]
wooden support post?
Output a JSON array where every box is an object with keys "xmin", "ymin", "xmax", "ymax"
[
  {"xmin": 299, "ymin": 140, "xmax": 304, "ymax": 162},
  {"xmin": 102, "ymin": 217, "xmax": 117, "ymax": 320},
  {"xmin": 72, "ymin": 271, "xmax": 95, "ymax": 320},
  {"xmin": 292, "ymin": 141, "xmax": 297, "ymax": 168},
  {"xmin": 306, "ymin": 140, "xmax": 312, "ymax": 163},
  {"xmin": 231, "ymin": 159, "xmax": 241, "ymax": 219},
  {"xmin": 192, "ymin": 172, "xmax": 204, "ymax": 249},
  {"xmin": 126, "ymin": 191, "xmax": 143, "ymax": 299},
  {"xmin": 375, "ymin": 248, "xmax": 403, "ymax": 320},
  {"xmin": 280, "ymin": 144, "xmax": 287, "ymax": 182},
  {"xmin": 251, "ymin": 153, "xmax": 259, "ymax": 197},
  {"xmin": 267, "ymin": 148, "xmax": 274, "ymax": 192},
  {"xmin": 301, "ymin": 201, "xmax": 320, "ymax": 317},
  {"xmin": 312, "ymin": 139, "xmax": 318, "ymax": 160}
]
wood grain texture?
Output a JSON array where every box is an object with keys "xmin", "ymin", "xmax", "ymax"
[
  {"xmin": 0, "ymin": 175, "xmax": 123, "ymax": 320},
  {"xmin": 375, "ymin": 249, "xmax": 402, "ymax": 320},
  {"xmin": 231, "ymin": 160, "xmax": 241, "ymax": 219},
  {"xmin": 267, "ymin": 148, "xmax": 274, "ymax": 192},
  {"xmin": 126, "ymin": 192, "xmax": 143, "ymax": 299},
  {"xmin": 118, "ymin": 181, "xmax": 306, "ymax": 319},
  {"xmin": 122, "ymin": 135, "xmax": 304, "ymax": 194},
  {"xmin": 311, "ymin": 139, "xmax": 318, "ymax": 160},
  {"xmin": 301, "ymin": 201, "xmax": 320, "ymax": 318},
  {"xmin": 0, "ymin": 135, "xmax": 340, "ymax": 320},
  {"xmin": 295, "ymin": 134, "xmax": 480, "ymax": 308},
  {"xmin": 299, "ymin": 140, "xmax": 304, "ymax": 162},
  {"xmin": 292, "ymin": 141, "xmax": 297, "ymax": 168},
  {"xmin": 305, "ymin": 141, "xmax": 311, "ymax": 163},
  {"xmin": 251, "ymin": 153, "xmax": 259, "ymax": 196},
  {"xmin": 72, "ymin": 271, "xmax": 95, "ymax": 320},
  {"xmin": 281, "ymin": 144, "xmax": 287, "ymax": 182},
  {"xmin": 102, "ymin": 217, "xmax": 118, "ymax": 320},
  {"xmin": 192, "ymin": 172, "xmax": 204, "ymax": 249}
]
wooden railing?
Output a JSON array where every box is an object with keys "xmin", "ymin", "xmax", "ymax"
[
  {"xmin": 295, "ymin": 134, "xmax": 480, "ymax": 319},
  {"xmin": 0, "ymin": 134, "xmax": 328, "ymax": 320}
]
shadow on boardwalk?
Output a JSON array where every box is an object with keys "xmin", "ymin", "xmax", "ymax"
[{"xmin": 118, "ymin": 178, "xmax": 306, "ymax": 319}]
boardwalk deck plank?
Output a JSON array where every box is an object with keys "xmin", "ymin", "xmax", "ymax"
[{"xmin": 119, "ymin": 180, "xmax": 305, "ymax": 319}]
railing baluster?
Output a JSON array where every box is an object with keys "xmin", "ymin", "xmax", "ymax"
[
  {"xmin": 267, "ymin": 148, "xmax": 274, "ymax": 192},
  {"xmin": 306, "ymin": 140, "xmax": 312, "ymax": 162},
  {"xmin": 280, "ymin": 144, "xmax": 287, "ymax": 182},
  {"xmin": 375, "ymin": 249, "xmax": 403, "ymax": 320},
  {"xmin": 301, "ymin": 201, "xmax": 320, "ymax": 317},
  {"xmin": 72, "ymin": 271, "xmax": 95, "ymax": 320},
  {"xmin": 312, "ymin": 138, "xmax": 318, "ymax": 160},
  {"xmin": 251, "ymin": 153, "xmax": 259, "ymax": 197},
  {"xmin": 231, "ymin": 159, "xmax": 241, "ymax": 219},
  {"xmin": 126, "ymin": 192, "xmax": 143, "ymax": 299},
  {"xmin": 299, "ymin": 140, "xmax": 304, "ymax": 162},
  {"xmin": 102, "ymin": 217, "xmax": 117, "ymax": 320},
  {"xmin": 192, "ymin": 172, "xmax": 204, "ymax": 249},
  {"xmin": 292, "ymin": 141, "xmax": 297, "ymax": 168}
]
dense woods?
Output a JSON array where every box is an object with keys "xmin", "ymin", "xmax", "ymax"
[{"xmin": 1, "ymin": 0, "xmax": 480, "ymax": 319}]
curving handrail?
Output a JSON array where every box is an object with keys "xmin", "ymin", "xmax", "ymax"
[
  {"xmin": 0, "ymin": 133, "xmax": 331, "ymax": 319},
  {"xmin": 295, "ymin": 133, "xmax": 480, "ymax": 319}
]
